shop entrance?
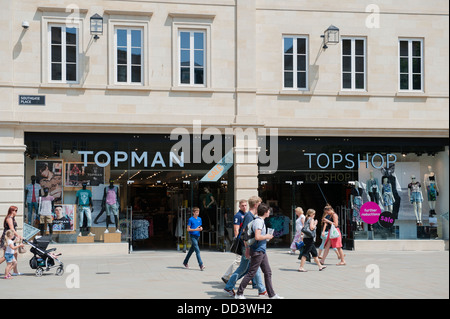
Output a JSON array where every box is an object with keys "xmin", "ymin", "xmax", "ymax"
[{"xmin": 111, "ymin": 169, "xmax": 232, "ymax": 250}]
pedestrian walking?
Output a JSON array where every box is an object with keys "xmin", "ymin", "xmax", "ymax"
[
  {"xmin": 0, "ymin": 206, "xmax": 23, "ymax": 276},
  {"xmin": 223, "ymin": 196, "xmax": 266, "ymax": 297},
  {"xmin": 320, "ymin": 205, "xmax": 346, "ymax": 266},
  {"xmin": 183, "ymin": 207, "xmax": 205, "ymax": 271},
  {"xmin": 289, "ymin": 207, "xmax": 305, "ymax": 254},
  {"xmin": 318, "ymin": 209, "xmax": 341, "ymax": 260},
  {"xmin": 235, "ymin": 203, "xmax": 283, "ymax": 299},
  {"xmin": 298, "ymin": 209, "xmax": 326, "ymax": 272},
  {"xmin": 221, "ymin": 199, "xmax": 247, "ymax": 283}
]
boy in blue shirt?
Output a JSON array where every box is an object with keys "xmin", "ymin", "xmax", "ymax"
[{"xmin": 183, "ymin": 207, "xmax": 205, "ymax": 270}]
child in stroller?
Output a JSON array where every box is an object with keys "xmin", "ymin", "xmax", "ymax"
[{"xmin": 24, "ymin": 235, "xmax": 64, "ymax": 277}]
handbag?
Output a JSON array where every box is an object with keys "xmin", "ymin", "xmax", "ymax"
[
  {"xmin": 301, "ymin": 220, "xmax": 315, "ymax": 238},
  {"xmin": 295, "ymin": 241, "xmax": 304, "ymax": 250},
  {"xmin": 230, "ymin": 236, "xmax": 243, "ymax": 256},
  {"xmin": 18, "ymin": 239, "xmax": 27, "ymax": 254},
  {"xmin": 329, "ymin": 224, "xmax": 340, "ymax": 239}
]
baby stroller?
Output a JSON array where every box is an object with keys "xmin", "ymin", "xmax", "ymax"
[{"xmin": 23, "ymin": 236, "xmax": 64, "ymax": 277}]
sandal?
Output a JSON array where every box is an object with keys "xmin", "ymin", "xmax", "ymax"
[
  {"xmin": 336, "ymin": 262, "xmax": 346, "ymax": 266},
  {"xmin": 298, "ymin": 269, "xmax": 307, "ymax": 272},
  {"xmin": 319, "ymin": 266, "xmax": 327, "ymax": 271}
]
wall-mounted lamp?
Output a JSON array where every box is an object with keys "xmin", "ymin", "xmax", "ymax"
[
  {"xmin": 321, "ymin": 25, "xmax": 340, "ymax": 49},
  {"xmin": 90, "ymin": 13, "xmax": 103, "ymax": 40}
]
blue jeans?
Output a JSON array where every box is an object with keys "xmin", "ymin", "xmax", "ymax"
[
  {"xmin": 183, "ymin": 235, "xmax": 203, "ymax": 267},
  {"xmin": 27, "ymin": 202, "xmax": 39, "ymax": 225},
  {"xmin": 79, "ymin": 206, "xmax": 92, "ymax": 228},
  {"xmin": 225, "ymin": 246, "xmax": 266, "ymax": 293}
]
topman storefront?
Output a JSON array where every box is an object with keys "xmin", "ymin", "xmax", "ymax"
[{"xmin": 19, "ymin": 130, "xmax": 449, "ymax": 252}]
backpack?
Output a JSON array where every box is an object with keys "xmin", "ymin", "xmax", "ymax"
[{"xmin": 241, "ymin": 220, "xmax": 256, "ymax": 246}]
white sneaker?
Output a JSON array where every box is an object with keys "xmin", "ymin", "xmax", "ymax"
[
  {"xmin": 235, "ymin": 294, "xmax": 246, "ymax": 299},
  {"xmin": 115, "ymin": 229, "xmax": 122, "ymax": 233},
  {"xmin": 88, "ymin": 232, "xmax": 95, "ymax": 237},
  {"xmin": 270, "ymin": 294, "xmax": 284, "ymax": 299},
  {"xmin": 78, "ymin": 232, "xmax": 82, "ymax": 237},
  {"xmin": 104, "ymin": 229, "xmax": 109, "ymax": 234}
]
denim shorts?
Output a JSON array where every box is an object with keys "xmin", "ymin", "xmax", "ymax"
[{"xmin": 4, "ymin": 253, "xmax": 15, "ymax": 263}]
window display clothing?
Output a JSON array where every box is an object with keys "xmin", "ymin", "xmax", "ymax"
[
  {"xmin": 425, "ymin": 176, "xmax": 438, "ymax": 201},
  {"xmin": 382, "ymin": 174, "xmax": 401, "ymax": 219},
  {"xmin": 25, "ymin": 180, "xmax": 41, "ymax": 225},
  {"xmin": 351, "ymin": 187, "xmax": 363, "ymax": 222},
  {"xmin": 366, "ymin": 178, "xmax": 382, "ymax": 205},
  {"xmin": 38, "ymin": 195, "xmax": 54, "ymax": 217},
  {"xmin": 38, "ymin": 194, "xmax": 54, "ymax": 236},
  {"xmin": 76, "ymin": 186, "xmax": 94, "ymax": 235},
  {"xmin": 76, "ymin": 188, "xmax": 92, "ymax": 207},
  {"xmin": 408, "ymin": 181, "xmax": 423, "ymax": 204},
  {"xmin": 382, "ymin": 182, "xmax": 394, "ymax": 206}
]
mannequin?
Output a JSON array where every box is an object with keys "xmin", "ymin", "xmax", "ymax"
[
  {"xmin": 25, "ymin": 175, "xmax": 41, "ymax": 225},
  {"xmin": 102, "ymin": 179, "xmax": 121, "ymax": 233},
  {"xmin": 76, "ymin": 182, "xmax": 95, "ymax": 237},
  {"xmin": 366, "ymin": 171, "xmax": 382, "ymax": 207},
  {"xmin": 408, "ymin": 175, "xmax": 424, "ymax": 226},
  {"xmin": 381, "ymin": 164, "xmax": 401, "ymax": 219},
  {"xmin": 381, "ymin": 177, "xmax": 395, "ymax": 213},
  {"xmin": 350, "ymin": 181, "xmax": 364, "ymax": 230},
  {"xmin": 424, "ymin": 166, "xmax": 439, "ymax": 217},
  {"xmin": 38, "ymin": 187, "xmax": 54, "ymax": 239}
]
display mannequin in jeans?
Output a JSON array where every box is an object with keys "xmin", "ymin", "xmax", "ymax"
[
  {"xmin": 183, "ymin": 207, "xmax": 205, "ymax": 271},
  {"xmin": 223, "ymin": 196, "xmax": 266, "ymax": 297},
  {"xmin": 25, "ymin": 175, "xmax": 41, "ymax": 225}
]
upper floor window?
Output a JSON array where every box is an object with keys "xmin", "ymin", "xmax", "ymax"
[
  {"xmin": 342, "ymin": 37, "xmax": 366, "ymax": 91},
  {"xmin": 399, "ymin": 39, "xmax": 423, "ymax": 91},
  {"xmin": 114, "ymin": 27, "xmax": 143, "ymax": 84},
  {"xmin": 179, "ymin": 30, "xmax": 206, "ymax": 86},
  {"xmin": 49, "ymin": 25, "xmax": 78, "ymax": 83},
  {"xmin": 283, "ymin": 36, "xmax": 308, "ymax": 90}
]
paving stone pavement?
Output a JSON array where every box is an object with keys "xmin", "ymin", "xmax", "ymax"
[{"xmin": 1, "ymin": 248, "xmax": 448, "ymax": 299}]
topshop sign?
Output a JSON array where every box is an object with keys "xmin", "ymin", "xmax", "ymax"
[{"xmin": 304, "ymin": 153, "xmax": 397, "ymax": 169}]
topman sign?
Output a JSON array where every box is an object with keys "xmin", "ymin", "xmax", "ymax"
[{"xmin": 79, "ymin": 151, "xmax": 184, "ymax": 168}]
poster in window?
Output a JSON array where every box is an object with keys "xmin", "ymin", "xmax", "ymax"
[
  {"xmin": 35, "ymin": 160, "xmax": 63, "ymax": 204},
  {"xmin": 52, "ymin": 204, "xmax": 76, "ymax": 232},
  {"xmin": 65, "ymin": 162, "xmax": 105, "ymax": 187}
]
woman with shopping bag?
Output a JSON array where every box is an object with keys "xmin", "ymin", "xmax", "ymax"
[{"xmin": 320, "ymin": 205, "xmax": 346, "ymax": 266}]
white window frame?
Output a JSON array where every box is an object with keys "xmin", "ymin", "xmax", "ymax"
[
  {"xmin": 48, "ymin": 24, "xmax": 79, "ymax": 84},
  {"xmin": 398, "ymin": 38, "xmax": 424, "ymax": 92},
  {"xmin": 170, "ymin": 14, "xmax": 213, "ymax": 90},
  {"xmin": 178, "ymin": 30, "xmax": 206, "ymax": 87},
  {"xmin": 341, "ymin": 37, "xmax": 367, "ymax": 91},
  {"xmin": 114, "ymin": 27, "xmax": 144, "ymax": 85},
  {"xmin": 282, "ymin": 35, "xmax": 309, "ymax": 90}
]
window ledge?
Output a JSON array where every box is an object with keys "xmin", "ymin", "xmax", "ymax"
[
  {"xmin": 338, "ymin": 91, "xmax": 370, "ymax": 97},
  {"xmin": 279, "ymin": 89, "xmax": 312, "ymax": 96},
  {"xmin": 106, "ymin": 85, "xmax": 151, "ymax": 91},
  {"xmin": 170, "ymin": 86, "xmax": 214, "ymax": 93},
  {"xmin": 395, "ymin": 92, "xmax": 428, "ymax": 98}
]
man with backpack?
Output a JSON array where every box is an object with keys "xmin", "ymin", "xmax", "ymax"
[
  {"xmin": 223, "ymin": 196, "xmax": 266, "ymax": 297},
  {"xmin": 235, "ymin": 203, "xmax": 284, "ymax": 299}
]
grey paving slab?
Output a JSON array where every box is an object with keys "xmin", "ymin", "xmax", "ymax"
[{"xmin": 1, "ymin": 248, "xmax": 448, "ymax": 299}]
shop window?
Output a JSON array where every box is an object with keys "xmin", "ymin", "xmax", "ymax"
[
  {"xmin": 341, "ymin": 37, "xmax": 366, "ymax": 91},
  {"xmin": 48, "ymin": 24, "xmax": 79, "ymax": 83},
  {"xmin": 283, "ymin": 35, "xmax": 309, "ymax": 90},
  {"xmin": 399, "ymin": 38, "xmax": 424, "ymax": 91},
  {"xmin": 114, "ymin": 27, "xmax": 143, "ymax": 84}
]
